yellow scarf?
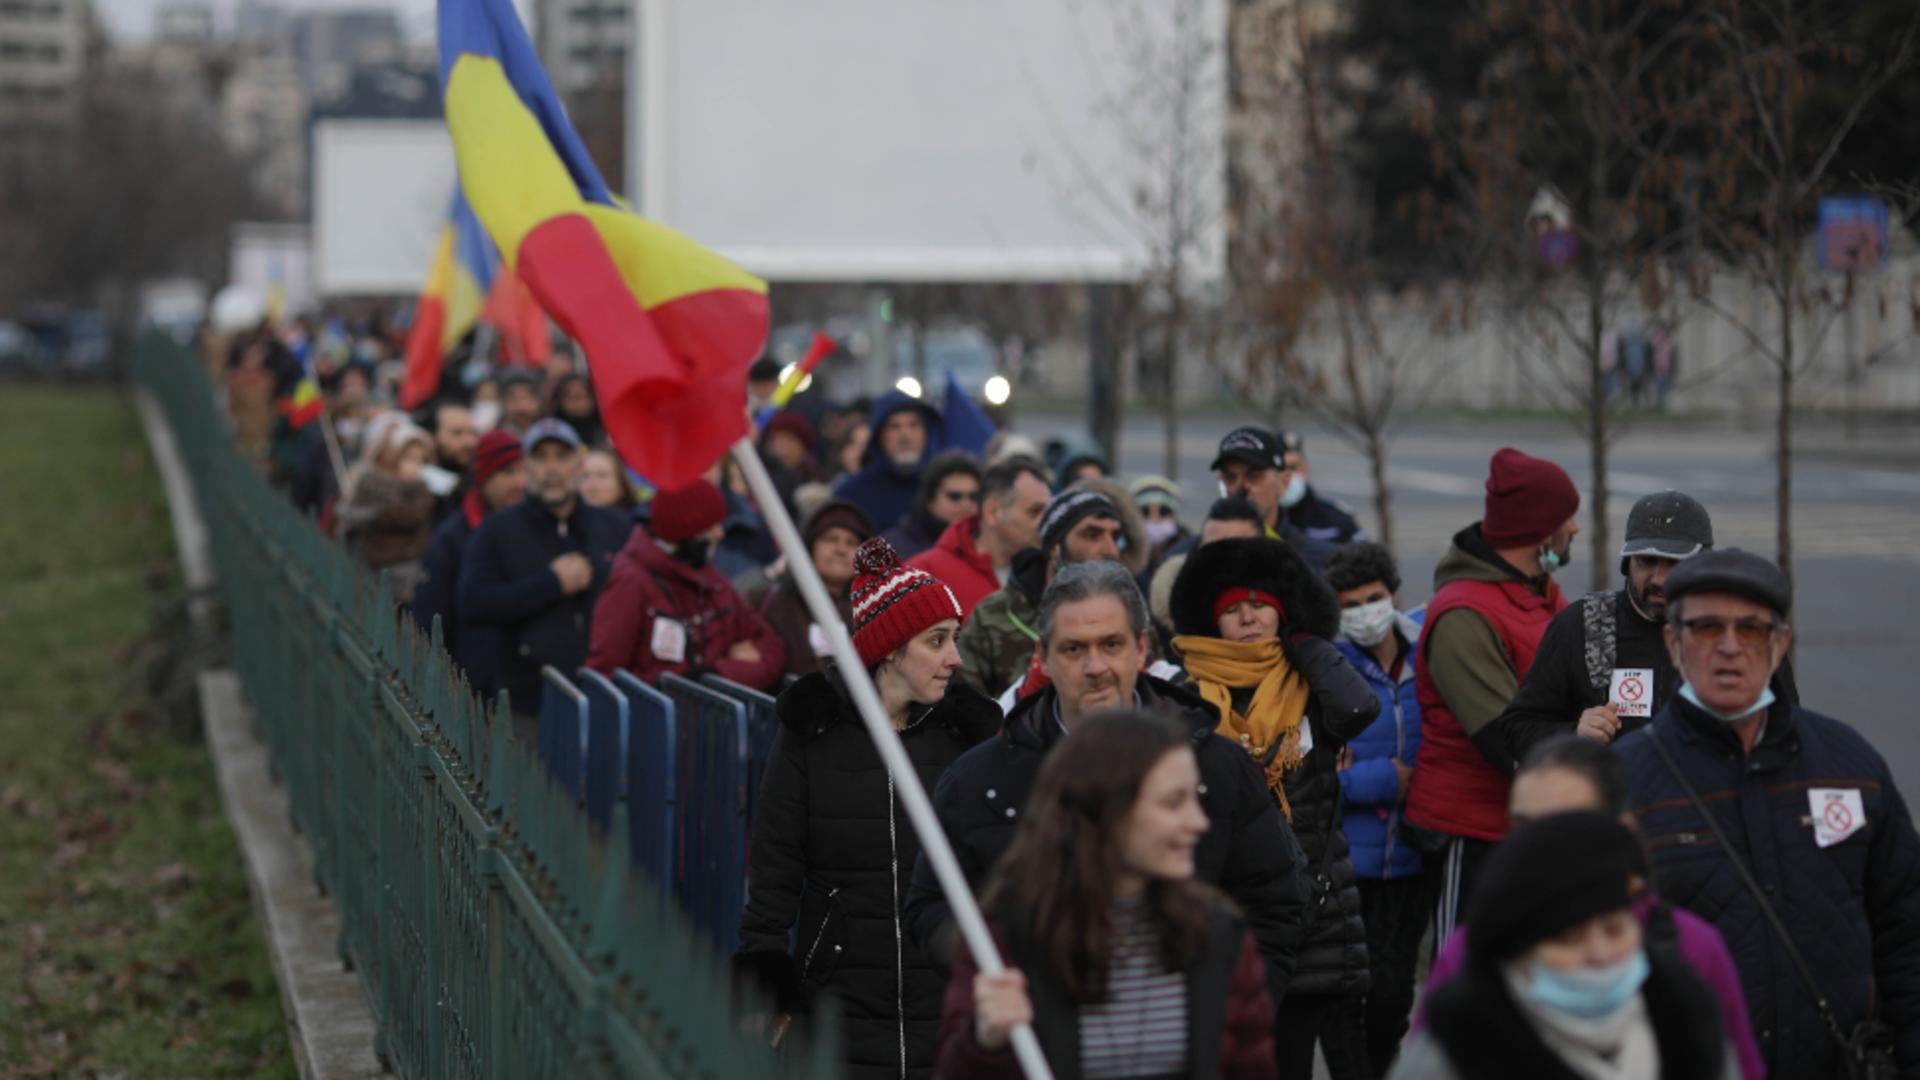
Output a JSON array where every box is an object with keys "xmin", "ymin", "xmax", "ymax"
[{"xmin": 1172, "ymin": 634, "xmax": 1312, "ymax": 821}]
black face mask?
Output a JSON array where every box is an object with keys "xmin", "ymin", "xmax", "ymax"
[{"xmin": 673, "ymin": 539, "xmax": 711, "ymax": 570}]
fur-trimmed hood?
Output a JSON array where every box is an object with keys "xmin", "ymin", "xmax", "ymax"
[
  {"xmin": 774, "ymin": 666, "xmax": 1003, "ymax": 746},
  {"xmin": 1169, "ymin": 536, "xmax": 1341, "ymax": 640}
]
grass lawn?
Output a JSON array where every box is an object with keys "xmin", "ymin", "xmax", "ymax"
[{"xmin": 0, "ymin": 385, "xmax": 293, "ymax": 1078}]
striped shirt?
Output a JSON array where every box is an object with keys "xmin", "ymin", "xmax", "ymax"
[{"xmin": 1079, "ymin": 897, "xmax": 1189, "ymax": 1079}]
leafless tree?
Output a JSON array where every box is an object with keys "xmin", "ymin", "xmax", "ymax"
[{"xmin": 1689, "ymin": 0, "xmax": 1920, "ymax": 579}]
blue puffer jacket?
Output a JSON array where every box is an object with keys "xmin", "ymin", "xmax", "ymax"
[
  {"xmin": 1616, "ymin": 697, "xmax": 1920, "ymax": 1079},
  {"xmin": 1335, "ymin": 610, "xmax": 1425, "ymax": 880}
]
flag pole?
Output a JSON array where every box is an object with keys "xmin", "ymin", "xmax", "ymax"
[{"xmin": 729, "ymin": 437, "xmax": 1054, "ymax": 1080}]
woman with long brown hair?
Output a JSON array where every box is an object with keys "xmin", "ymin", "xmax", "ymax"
[{"xmin": 935, "ymin": 710, "xmax": 1276, "ymax": 1079}]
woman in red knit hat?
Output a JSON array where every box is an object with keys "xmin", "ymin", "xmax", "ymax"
[{"xmin": 734, "ymin": 537, "xmax": 1003, "ymax": 1080}]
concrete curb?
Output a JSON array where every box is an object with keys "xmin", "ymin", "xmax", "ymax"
[
  {"xmin": 198, "ymin": 671, "xmax": 385, "ymax": 1080},
  {"xmin": 135, "ymin": 387, "xmax": 385, "ymax": 1079}
]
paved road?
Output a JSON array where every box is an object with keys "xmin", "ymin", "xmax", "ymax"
[{"xmin": 1021, "ymin": 412, "xmax": 1920, "ymax": 802}]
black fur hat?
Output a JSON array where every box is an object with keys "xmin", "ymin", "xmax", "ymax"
[{"xmin": 1169, "ymin": 537, "xmax": 1340, "ymax": 640}]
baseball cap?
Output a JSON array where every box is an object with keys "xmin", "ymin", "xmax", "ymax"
[
  {"xmin": 1210, "ymin": 427, "xmax": 1288, "ymax": 472},
  {"xmin": 1620, "ymin": 491, "xmax": 1714, "ymax": 561},
  {"xmin": 523, "ymin": 418, "xmax": 582, "ymax": 453}
]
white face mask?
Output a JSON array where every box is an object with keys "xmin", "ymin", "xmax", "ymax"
[
  {"xmin": 1340, "ymin": 599, "xmax": 1397, "ymax": 647},
  {"xmin": 1278, "ymin": 473, "xmax": 1308, "ymax": 508},
  {"xmin": 1143, "ymin": 518, "xmax": 1180, "ymax": 547}
]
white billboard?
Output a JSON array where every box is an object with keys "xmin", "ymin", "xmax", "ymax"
[
  {"xmin": 311, "ymin": 119, "xmax": 456, "ymax": 296},
  {"xmin": 629, "ymin": 0, "xmax": 1227, "ymax": 283}
]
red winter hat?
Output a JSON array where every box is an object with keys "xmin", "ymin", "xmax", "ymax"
[
  {"xmin": 850, "ymin": 537, "xmax": 964, "ymax": 668},
  {"xmin": 762, "ymin": 410, "xmax": 817, "ymax": 455},
  {"xmin": 1482, "ymin": 447, "xmax": 1579, "ymax": 549},
  {"xmin": 650, "ymin": 480, "xmax": 727, "ymax": 543},
  {"xmin": 470, "ymin": 430, "xmax": 524, "ymax": 487}
]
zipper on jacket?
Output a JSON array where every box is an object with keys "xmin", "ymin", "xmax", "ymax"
[
  {"xmin": 887, "ymin": 770, "xmax": 906, "ymax": 1079},
  {"xmin": 800, "ymin": 885, "xmax": 841, "ymax": 978},
  {"xmin": 1382, "ymin": 682, "xmax": 1404, "ymax": 875}
]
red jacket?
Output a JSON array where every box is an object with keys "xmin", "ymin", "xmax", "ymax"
[
  {"xmin": 909, "ymin": 515, "xmax": 1001, "ymax": 618},
  {"xmin": 1406, "ymin": 571, "xmax": 1564, "ymax": 843},
  {"xmin": 585, "ymin": 525, "xmax": 786, "ymax": 690},
  {"xmin": 934, "ymin": 916, "xmax": 1276, "ymax": 1079}
]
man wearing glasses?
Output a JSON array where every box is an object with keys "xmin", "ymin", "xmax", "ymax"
[
  {"xmin": 1492, "ymin": 491, "xmax": 1796, "ymax": 753},
  {"xmin": 1616, "ymin": 549, "xmax": 1920, "ymax": 1078}
]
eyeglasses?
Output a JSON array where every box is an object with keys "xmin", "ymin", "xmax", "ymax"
[
  {"xmin": 938, "ymin": 488, "xmax": 980, "ymax": 505},
  {"xmin": 1678, "ymin": 616, "xmax": 1780, "ymax": 648}
]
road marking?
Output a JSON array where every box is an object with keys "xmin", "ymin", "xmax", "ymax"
[
  {"xmin": 1393, "ymin": 467, "xmax": 1482, "ymax": 496},
  {"xmin": 1856, "ymin": 471, "xmax": 1920, "ymax": 495}
]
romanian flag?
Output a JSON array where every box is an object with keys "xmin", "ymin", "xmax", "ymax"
[
  {"xmin": 275, "ymin": 374, "xmax": 324, "ymax": 428},
  {"xmin": 481, "ymin": 262, "xmax": 553, "ymax": 367},
  {"xmin": 401, "ymin": 190, "xmax": 496, "ymax": 409},
  {"xmin": 438, "ymin": 0, "xmax": 769, "ymax": 487}
]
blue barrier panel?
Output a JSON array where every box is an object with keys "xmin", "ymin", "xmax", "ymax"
[
  {"xmin": 573, "ymin": 668, "xmax": 629, "ymax": 833},
  {"xmin": 538, "ymin": 666, "xmax": 588, "ymax": 802},
  {"xmin": 661, "ymin": 674, "xmax": 748, "ymax": 950},
  {"xmin": 613, "ymin": 671, "xmax": 677, "ymax": 900},
  {"xmin": 700, "ymin": 675, "xmax": 781, "ymax": 826}
]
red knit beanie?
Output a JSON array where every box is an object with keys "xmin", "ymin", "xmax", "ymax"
[
  {"xmin": 763, "ymin": 410, "xmax": 817, "ymax": 455},
  {"xmin": 650, "ymin": 480, "xmax": 727, "ymax": 543},
  {"xmin": 1482, "ymin": 447, "xmax": 1580, "ymax": 549},
  {"xmin": 463, "ymin": 431, "xmax": 525, "ymax": 527},
  {"xmin": 850, "ymin": 537, "xmax": 964, "ymax": 668}
]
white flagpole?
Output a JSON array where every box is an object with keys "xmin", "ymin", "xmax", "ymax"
[{"xmin": 729, "ymin": 437, "xmax": 1053, "ymax": 1080}]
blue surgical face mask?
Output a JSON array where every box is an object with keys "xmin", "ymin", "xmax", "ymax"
[
  {"xmin": 1278, "ymin": 473, "xmax": 1308, "ymax": 508},
  {"xmin": 1523, "ymin": 949, "xmax": 1649, "ymax": 1021},
  {"xmin": 1679, "ymin": 681, "xmax": 1776, "ymax": 724}
]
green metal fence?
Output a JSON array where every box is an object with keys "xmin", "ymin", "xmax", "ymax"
[{"xmin": 137, "ymin": 336, "xmax": 839, "ymax": 1079}]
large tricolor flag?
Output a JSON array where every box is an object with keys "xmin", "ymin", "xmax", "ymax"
[
  {"xmin": 400, "ymin": 190, "xmax": 497, "ymax": 409},
  {"xmin": 437, "ymin": 0, "xmax": 769, "ymax": 486}
]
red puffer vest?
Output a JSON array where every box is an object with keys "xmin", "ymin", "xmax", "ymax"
[{"xmin": 1405, "ymin": 576, "xmax": 1564, "ymax": 842}]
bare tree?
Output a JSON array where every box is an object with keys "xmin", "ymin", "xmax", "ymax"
[
  {"xmin": 1224, "ymin": 0, "xmax": 1474, "ymax": 555},
  {"xmin": 1690, "ymin": 0, "xmax": 1920, "ymax": 580},
  {"xmin": 1036, "ymin": 0, "xmax": 1228, "ymax": 478},
  {"xmin": 1441, "ymin": 0, "xmax": 1711, "ymax": 591}
]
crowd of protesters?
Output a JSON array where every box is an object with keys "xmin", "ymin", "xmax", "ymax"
[{"xmin": 217, "ymin": 314, "xmax": 1920, "ymax": 1079}]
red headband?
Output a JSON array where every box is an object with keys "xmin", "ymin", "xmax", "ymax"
[{"xmin": 1214, "ymin": 587, "xmax": 1287, "ymax": 623}]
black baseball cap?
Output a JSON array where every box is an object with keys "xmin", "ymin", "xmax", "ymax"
[
  {"xmin": 1620, "ymin": 490, "xmax": 1714, "ymax": 561},
  {"xmin": 1210, "ymin": 427, "xmax": 1288, "ymax": 472}
]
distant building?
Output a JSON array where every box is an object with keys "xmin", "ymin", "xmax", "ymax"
[
  {"xmin": 224, "ymin": 48, "xmax": 309, "ymax": 218},
  {"xmin": 154, "ymin": 1, "xmax": 214, "ymax": 46},
  {"xmin": 537, "ymin": 0, "xmax": 627, "ymax": 95},
  {"xmin": 287, "ymin": 8, "xmax": 403, "ymax": 101},
  {"xmin": 0, "ymin": 0, "xmax": 89, "ymax": 133}
]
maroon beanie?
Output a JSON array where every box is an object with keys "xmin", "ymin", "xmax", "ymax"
[
  {"xmin": 850, "ymin": 538, "xmax": 964, "ymax": 668},
  {"xmin": 650, "ymin": 480, "xmax": 727, "ymax": 543},
  {"xmin": 463, "ymin": 431, "xmax": 524, "ymax": 527},
  {"xmin": 1482, "ymin": 447, "xmax": 1580, "ymax": 548},
  {"xmin": 763, "ymin": 410, "xmax": 817, "ymax": 455}
]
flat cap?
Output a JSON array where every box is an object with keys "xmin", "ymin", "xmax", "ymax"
[{"xmin": 1663, "ymin": 548, "xmax": 1790, "ymax": 617}]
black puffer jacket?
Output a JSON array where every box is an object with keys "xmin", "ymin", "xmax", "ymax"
[
  {"xmin": 733, "ymin": 669, "xmax": 1002, "ymax": 1080},
  {"xmin": 1169, "ymin": 536, "xmax": 1382, "ymax": 1000},
  {"xmin": 905, "ymin": 674, "xmax": 1312, "ymax": 1008},
  {"xmin": 1616, "ymin": 697, "xmax": 1920, "ymax": 1078}
]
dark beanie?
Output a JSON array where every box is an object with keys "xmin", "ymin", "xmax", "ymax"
[
  {"xmin": 802, "ymin": 499, "xmax": 875, "ymax": 549},
  {"xmin": 1466, "ymin": 812, "xmax": 1641, "ymax": 962},
  {"xmin": 1039, "ymin": 489, "xmax": 1121, "ymax": 555},
  {"xmin": 1481, "ymin": 447, "xmax": 1580, "ymax": 549},
  {"xmin": 650, "ymin": 480, "xmax": 727, "ymax": 543}
]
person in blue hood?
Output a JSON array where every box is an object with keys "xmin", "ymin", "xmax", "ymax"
[{"xmin": 832, "ymin": 390, "xmax": 944, "ymax": 531}]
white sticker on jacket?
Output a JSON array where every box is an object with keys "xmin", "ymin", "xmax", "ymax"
[
  {"xmin": 650, "ymin": 617, "xmax": 688, "ymax": 664},
  {"xmin": 1810, "ymin": 788, "xmax": 1867, "ymax": 848},
  {"xmin": 807, "ymin": 623, "xmax": 832, "ymax": 657},
  {"xmin": 1609, "ymin": 668, "xmax": 1655, "ymax": 718}
]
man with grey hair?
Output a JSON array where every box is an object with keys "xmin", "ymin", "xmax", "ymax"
[{"xmin": 907, "ymin": 560, "xmax": 1311, "ymax": 1012}]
